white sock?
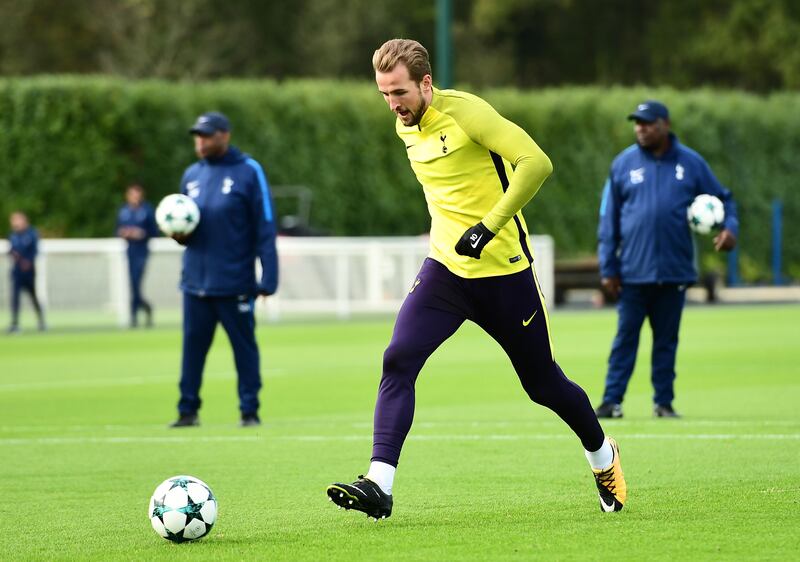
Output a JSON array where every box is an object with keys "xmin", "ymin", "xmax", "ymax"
[
  {"xmin": 366, "ymin": 461, "xmax": 395, "ymax": 495},
  {"xmin": 585, "ymin": 438, "xmax": 614, "ymax": 470}
]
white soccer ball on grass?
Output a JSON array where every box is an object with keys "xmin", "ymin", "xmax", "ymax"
[{"xmin": 148, "ymin": 475, "xmax": 217, "ymax": 542}]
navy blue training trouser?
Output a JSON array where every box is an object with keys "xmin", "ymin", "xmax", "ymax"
[
  {"xmin": 178, "ymin": 292, "xmax": 262, "ymax": 415},
  {"xmin": 602, "ymin": 283, "xmax": 686, "ymax": 407},
  {"xmin": 372, "ymin": 258, "xmax": 605, "ymax": 467},
  {"xmin": 10, "ymin": 272, "xmax": 44, "ymax": 327},
  {"xmin": 127, "ymin": 251, "xmax": 151, "ymax": 320}
]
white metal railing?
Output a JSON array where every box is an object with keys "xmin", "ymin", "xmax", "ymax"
[{"xmin": 0, "ymin": 235, "xmax": 554, "ymax": 324}]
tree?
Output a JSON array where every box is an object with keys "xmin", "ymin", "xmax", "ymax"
[
  {"xmin": 0, "ymin": 0, "xmax": 798, "ymax": 91},
  {"xmin": 683, "ymin": 0, "xmax": 800, "ymax": 90}
]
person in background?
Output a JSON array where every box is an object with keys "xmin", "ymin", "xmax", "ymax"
[
  {"xmin": 116, "ymin": 183, "xmax": 159, "ymax": 328},
  {"xmin": 7, "ymin": 211, "xmax": 46, "ymax": 333},
  {"xmin": 169, "ymin": 111, "xmax": 278, "ymax": 428},
  {"xmin": 595, "ymin": 100, "xmax": 738, "ymax": 419}
]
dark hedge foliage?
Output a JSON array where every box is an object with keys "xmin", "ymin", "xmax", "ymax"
[{"xmin": 1, "ymin": 77, "xmax": 796, "ymax": 281}]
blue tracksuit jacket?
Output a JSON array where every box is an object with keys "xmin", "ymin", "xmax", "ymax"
[
  {"xmin": 116, "ymin": 202, "xmax": 159, "ymax": 258},
  {"xmin": 9, "ymin": 227, "xmax": 39, "ymax": 279},
  {"xmin": 598, "ymin": 134, "xmax": 739, "ymax": 284},
  {"xmin": 179, "ymin": 146, "xmax": 278, "ymax": 297}
]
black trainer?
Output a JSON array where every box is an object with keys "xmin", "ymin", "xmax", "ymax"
[
  {"xmin": 595, "ymin": 402, "xmax": 623, "ymax": 419},
  {"xmin": 654, "ymin": 404, "xmax": 681, "ymax": 418},
  {"xmin": 169, "ymin": 413, "xmax": 199, "ymax": 427},
  {"xmin": 327, "ymin": 476, "xmax": 393, "ymax": 520},
  {"xmin": 240, "ymin": 413, "xmax": 261, "ymax": 427}
]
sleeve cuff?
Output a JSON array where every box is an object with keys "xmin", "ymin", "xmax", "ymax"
[{"xmin": 481, "ymin": 215, "xmax": 502, "ymax": 234}]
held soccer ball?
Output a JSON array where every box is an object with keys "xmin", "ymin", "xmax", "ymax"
[
  {"xmin": 155, "ymin": 194, "xmax": 200, "ymax": 236},
  {"xmin": 687, "ymin": 194, "xmax": 725, "ymax": 235},
  {"xmin": 148, "ymin": 475, "xmax": 217, "ymax": 542}
]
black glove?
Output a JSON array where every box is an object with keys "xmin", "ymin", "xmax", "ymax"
[
  {"xmin": 171, "ymin": 233, "xmax": 191, "ymax": 246},
  {"xmin": 455, "ymin": 222, "xmax": 495, "ymax": 259}
]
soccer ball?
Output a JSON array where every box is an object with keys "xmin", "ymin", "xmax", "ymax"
[
  {"xmin": 155, "ymin": 194, "xmax": 200, "ymax": 236},
  {"xmin": 148, "ymin": 475, "xmax": 217, "ymax": 542},
  {"xmin": 687, "ymin": 194, "xmax": 725, "ymax": 234}
]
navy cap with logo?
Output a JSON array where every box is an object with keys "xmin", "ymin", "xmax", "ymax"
[
  {"xmin": 627, "ymin": 100, "xmax": 669, "ymax": 123},
  {"xmin": 189, "ymin": 111, "xmax": 231, "ymax": 135}
]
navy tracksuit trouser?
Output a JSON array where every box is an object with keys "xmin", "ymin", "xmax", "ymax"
[
  {"xmin": 178, "ymin": 292, "xmax": 261, "ymax": 415},
  {"xmin": 127, "ymin": 251, "xmax": 151, "ymax": 322},
  {"xmin": 372, "ymin": 258, "xmax": 605, "ymax": 467},
  {"xmin": 10, "ymin": 273, "xmax": 44, "ymax": 327},
  {"xmin": 602, "ymin": 283, "xmax": 687, "ymax": 407}
]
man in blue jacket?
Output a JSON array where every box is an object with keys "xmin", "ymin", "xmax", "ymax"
[
  {"xmin": 170, "ymin": 111, "xmax": 278, "ymax": 428},
  {"xmin": 116, "ymin": 183, "xmax": 159, "ymax": 328},
  {"xmin": 596, "ymin": 101, "xmax": 738, "ymax": 418},
  {"xmin": 7, "ymin": 211, "xmax": 46, "ymax": 333}
]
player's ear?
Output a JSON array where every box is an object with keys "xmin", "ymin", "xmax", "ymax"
[{"xmin": 420, "ymin": 74, "xmax": 433, "ymax": 92}]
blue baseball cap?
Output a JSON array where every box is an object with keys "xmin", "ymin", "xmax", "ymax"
[
  {"xmin": 189, "ymin": 111, "xmax": 231, "ymax": 135},
  {"xmin": 627, "ymin": 100, "xmax": 669, "ymax": 123}
]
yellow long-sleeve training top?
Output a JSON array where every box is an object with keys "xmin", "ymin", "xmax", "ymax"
[{"xmin": 396, "ymin": 87, "xmax": 553, "ymax": 278}]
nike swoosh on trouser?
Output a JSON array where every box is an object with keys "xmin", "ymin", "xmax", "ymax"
[{"xmin": 522, "ymin": 310, "xmax": 537, "ymax": 326}]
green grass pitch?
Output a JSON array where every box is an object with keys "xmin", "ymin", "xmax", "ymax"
[{"xmin": 1, "ymin": 304, "xmax": 798, "ymax": 561}]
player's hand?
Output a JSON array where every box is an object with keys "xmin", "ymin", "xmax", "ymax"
[
  {"xmin": 455, "ymin": 222, "xmax": 495, "ymax": 259},
  {"xmin": 171, "ymin": 233, "xmax": 191, "ymax": 245},
  {"xmin": 256, "ymin": 283, "xmax": 275, "ymax": 298},
  {"xmin": 713, "ymin": 229, "xmax": 736, "ymax": 252},
  {"xmin": 601, "ymin": 276, "xmax": 621, "ymax": 300}
]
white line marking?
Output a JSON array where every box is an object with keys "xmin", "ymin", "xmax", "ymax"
[
  {"xmin": 280, "ymin": 434, "xmax": 800, "ymax": 442},
  {"xmin": 0, "ymin": 436, "xmax": 262, "ymax": 445},
  {"xmin": 0, "ymin": 424, "xmax": 169, "ymax": 432},
  {"xmin": 349, "ymin": 420, "xmax": 800, "ymax": 429},
  {"xmin": 760, "ymin": 487, "xmax": 800, "ymax": 494},
  {"xmin": 0, "ymin": 369, "xmax": 286, "ymax": 392},
  {"xmin": 0, "ymin": 433, "xmax": 797, "ymax": 446},
  {"xmin": 412, "ymin": 434, "xmax": 800, "ymax": 441}
]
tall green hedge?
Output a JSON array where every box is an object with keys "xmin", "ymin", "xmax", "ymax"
[{"xmin": 0, "ymin": 77, "xmax": 797, "ymax": 281}]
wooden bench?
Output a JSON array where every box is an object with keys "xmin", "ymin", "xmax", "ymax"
[
  {"xmin": 554, "ymin": 258, "xmax": 609, "ymax": 304},
  {"xmin": 554, "ymin": 258, "xmax": 720, "ymax": 304}
]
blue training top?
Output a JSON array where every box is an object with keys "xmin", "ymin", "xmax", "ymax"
[
  {"xmin": 116, "ymin": 202, "xmax": 159, "ymax": 257},
  {"xmin": 178, "ymin": 146, "xmax": 278, "ymax": 297},
  {"xmin": 598, "ymin": 133, "xmax": 739, "ymax": 284},
  {"xmin": 9, "ymin": 226, "xmax": 39, "ymax": 278}
]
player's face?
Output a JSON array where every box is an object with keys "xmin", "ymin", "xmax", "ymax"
[
  {"xmin": 194, "ymin": 131, "xmax": 230, "ymax": 159},
  {"xmin": 376, "ymin": 65, "xmax": 432, "ymax": 127},
  {"xmin": 10, "ymin": 212, "xmax": 27, "ymax": 231},
  {"xmin": 125, "ymin": 187, "xmax": 143, "ymax": 206},
  {"xmin": 634, "ymin": 118, "xmax": 670, "ymax": 150}
]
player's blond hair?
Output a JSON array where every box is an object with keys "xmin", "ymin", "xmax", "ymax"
[{"xmin": 372, "ymin": 39, "xmax": 432, "ymax": 83}]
